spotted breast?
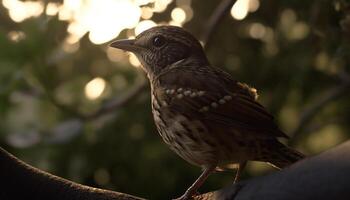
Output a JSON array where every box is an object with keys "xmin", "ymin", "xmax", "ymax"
[
  {"xmin": 151, "ymin": 87, "xmax": 221, "ymax": 167},
  {"xmin": 149, "ymin": 63, "xmax": 282, "ymax": 169}
]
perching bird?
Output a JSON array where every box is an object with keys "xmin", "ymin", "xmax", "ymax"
[{"xmin": 110, "ymin": 26, "xmax": 304, "ymax": 200}]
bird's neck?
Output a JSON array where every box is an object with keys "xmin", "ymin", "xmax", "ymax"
[
  {"xmin": 150, "ymin": 55, "xmax": 209, "ymax": 81},
  {"xmin": 148, "ymin": 56, "xmax": 210, "ymax": 89}
]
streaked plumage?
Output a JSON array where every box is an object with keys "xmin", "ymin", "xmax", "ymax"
[{"xmin": 110, "ymin": 25, "xmax": 304, "ymax": 200}]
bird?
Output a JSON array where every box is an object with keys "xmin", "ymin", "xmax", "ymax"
[{"xmin": 110, "ymin": 25, "xmax": 305, "ymax": 200}]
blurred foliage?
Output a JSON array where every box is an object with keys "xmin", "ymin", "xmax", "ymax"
[{"xmin": 0, "ymin": 0, "xmax": 350, "ymax": 199}]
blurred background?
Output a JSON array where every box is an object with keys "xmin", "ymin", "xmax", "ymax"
[{"xmin": 0, "ymin": 0, "xmax": 349, "ymax": 199}]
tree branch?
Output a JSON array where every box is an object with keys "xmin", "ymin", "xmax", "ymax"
[
  {"xmin": 84, "ymin": 78, "xmax": 147, "ymax": 120},
  {"xmin": 0, "ymin": 147, "xmax": 145, "ymax": 200},
  {"xmin": 201, "ymin": 0, "xmax": 237, "ymax": 49},
  {"xmin": 2, "ymin": 141, "xmax": 350, "ymax": 199},
  {"xmin": 290, "ymin": 4, "xmax": 350, "ymax": 143},
  {"xmin": 289, "ymin": 80, "xmax": 350, "ymax": 144}
]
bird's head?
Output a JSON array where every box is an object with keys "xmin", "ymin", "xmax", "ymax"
[{"xmin": 110, "ymin": 26, "xmax": 208, "ymax": 79}]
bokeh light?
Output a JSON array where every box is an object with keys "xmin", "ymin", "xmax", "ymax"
[
  {"xmin": 62, "ymin": 39, "xmax": 80, "ymax": 53},
  {"xmin": 231, "ymin": 0, "xmax": 249, "ymax": 20},
  {"xmin": 141, "ymin": 7, "xmax": 154, "ymax": 19},
  {"xmin": 128, "ymin": 53, "xmax": 142, "ymax": 67},
  {"xmin": 279, "ymin": 9, "xmax": 310, "ymax": 40},
  {"xmin": 107, "ymin": 48, "xmax": 128, "ymax": 63},
  {"xmin": 2, "ymin": 0, "xmax": 176, "ymax": 45},
  {"xmin": 1, "ymin": 1, "xmax": 349, "ymax": 199},
  {"xmin": 85, "ymin": 77, "xmax": 107, "ymax": 100},
  {"xmin": 45, "ymin": 2, "xmax": 60, "ymax": 16},
  {"xmin": 306, "ymin": 125, "xmax": 346, "ymax": 153},
  {"xmin": 171, "ymin": 7, "xmax": 186, "ymax": 24},
  {"xmin": 135, "ymin": 20, "xmax": 157, "ymax": 35},
  {"xmin": 2, "ymin": 0, "xmax": 44, "ymax": 22},
  {"xmin": 231, "ymin": 0, "xmax": 260, "ymax": 20},
  {"xmin": 134, "ymin": 0, "xmax": 155, "ymax": 6},
  {"xmin": 7, "ymin": 31, "xmax": 26, "ymax": 43},
  {"xmin": 249, "ymin": 23, "xmax": 266, "ymax": 39},
  {"xmin": 248, "ymin": 0, "xmax": 260, "ymax": 12},
  {"xmin": 94, "ymin": 168, "xmax": 111, "ymax": 186},
  {"xmin": 153, "ymin": 0, "xmax": 172, "ymax": 12}
]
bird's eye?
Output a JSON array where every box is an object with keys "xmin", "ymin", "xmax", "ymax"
[{"xmin": 152, "ymin": 35, "xmax": 166, "ymax": 47}]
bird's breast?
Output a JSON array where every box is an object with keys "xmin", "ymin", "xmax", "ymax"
[{"xmin": 151, "ymin": 93, "xmax": 221, "ymax": 166}]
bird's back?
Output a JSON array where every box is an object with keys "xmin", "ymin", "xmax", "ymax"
[{"xmin": 150, "ymin": 61, "xmax": 302, "ymax": 168}]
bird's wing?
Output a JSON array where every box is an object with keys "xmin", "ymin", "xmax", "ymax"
[{"xmin": 155, "ymin": 65, "xmax": 288, "ymax": 139}]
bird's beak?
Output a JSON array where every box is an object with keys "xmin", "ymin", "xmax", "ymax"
[{"xmin": 109, "ymin": 39, "xmax": 141, "ymax": 52}]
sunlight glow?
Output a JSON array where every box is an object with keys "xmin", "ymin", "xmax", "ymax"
[
  {"xmin": 153, "ymin": 0, "xmax": 172, "ymax": 12},
  {"xmin": 135, "ymin": 20, "xmax": 157, "ymax": 35},
  {"xmin": 3, "ymin": 0, "xmax": 44, "ymax": 22},
  {"xmin": 230, "ymin": 0, "xmax": 260, "ymax": 20},
  {"xmin": 181, "ymin": 5, "xmax": 193, "ymax": 22},
  {"xmin": 169, "ymin": 20, "xmax": 182, "ymax": 27},
  {"xmin": 107, "ymin": 48, "xmax": 127, "ymax": 63},
  {"xmin": 129, "ymin": 53, "xmax": 141, "ymax": 67},
  {"xmin": 231, "ymin": 0, "xmax": 249, "ymax": 20},
  {"xmin": 171, "ymin": 7, "xmax": 186, "ymax": 24},
  {"xmin": 64, "ymin": 0, "xmax": 81, "ymax": 10},
  {"xmin": 62, "ymin": 39, "xmax": 80, "ymax": 53},
  {"xmin": 46, "ymin": 2, "xmax": 60, "ymax": 16},
  {"xmin": 141, "ymin": 7, "xmax": 154, "ymax": 19},
  {"xmin": 85, "ymin": 77, "xmax": 106, "ymax": 100},
  {"xmin": 3, "ymin": 0, "xmax": 177, "ymax": 45},
  {"xmin": 86, "ymin": 0, "xmax": 141, "ymax": 44},
  {"xmin": 135, "ymin": 0, "xmax": 155, "ymax": 6},
  {"xmin": 57, "ymin": 0, "xmax": 172, "ymax": 44},
  {"xmin": 55, "ymin": 0, "xmax": 143, "ymax": 44}
]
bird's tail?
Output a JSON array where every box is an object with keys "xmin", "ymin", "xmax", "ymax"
[{"xmin": 264, "ymin": 141, "xmax": 305, "ymax": 169}]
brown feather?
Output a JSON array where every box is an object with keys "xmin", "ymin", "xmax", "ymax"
[{"xmin": 154, "ymin": 64, "xmax": 288, "ymax": 139}]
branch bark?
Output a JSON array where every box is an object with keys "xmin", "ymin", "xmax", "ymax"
[
  {"xmin": 0, "ymin": 147, "xmax": 144, "ymax": 200},
  {"xmin": 195, "ymin": 140, "xmax": 350, "ymax": 200},
  {"xmin": 2, "ymin": 141, "xmax": 350, "ymax": 200},
  {"xmin": 201, "ymin": 0, "xmax": 237, "ymax": 49}
]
